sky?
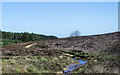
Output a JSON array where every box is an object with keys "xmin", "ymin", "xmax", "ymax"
[{"xmin": 2, "ymin": 2, "xmax": 118, "ymax": 38}]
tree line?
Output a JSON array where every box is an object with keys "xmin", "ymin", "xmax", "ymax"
[{"xmin": 2, "ymin": 31, "xmax": 58, "ymax": 42}]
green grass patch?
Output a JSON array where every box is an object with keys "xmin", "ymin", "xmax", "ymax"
[
  {"xmin": 39, "ymin": 58, "xmax": 48, "ymax": 62},
  {"xmin": 2, "ymin": 59, "xmax": 11, "ymax": 62},
  {"xmin": 2, "ymin": 39, "xmax": 22, "ymax": 45},
  {"xmin": 16, "ymin": 68, "xmax": 21, "ymax": 72}
]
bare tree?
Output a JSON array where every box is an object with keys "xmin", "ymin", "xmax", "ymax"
[{"xmin": 70, "ymin": 30, "xmax": 81, "ymax": 36}]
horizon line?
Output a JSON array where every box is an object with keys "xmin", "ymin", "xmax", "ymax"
[{"xmin": 1, "ymin": 30, "xmax": 119, "ymax": 38}]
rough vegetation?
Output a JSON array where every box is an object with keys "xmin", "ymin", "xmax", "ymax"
[
  {"xmin": 45, "ymin": 32, "xmax": 119, "ymax": 53},
  {"xmin": 1, "ymin": 31, "xmax": 120, "ymax": 74}
]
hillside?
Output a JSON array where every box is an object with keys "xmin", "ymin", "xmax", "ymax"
[
  {"xmin": 44, "ymin": 31, "xmax": 119, "ymax": 53},
  {"xmin": 1, "ymin": 31, "xmax": 120, "ymax": 74}
]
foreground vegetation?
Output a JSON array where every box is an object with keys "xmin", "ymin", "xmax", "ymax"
[
  {"xmin": 2, "ymin": 56, "xmax": 77, "ymax": 73},
  {"xmin": 2, "ymin": 45, "xmax": 119, "ymax": 74},
  {"xmin": 2, "ymin": 50, "xmax": 80, "ymax": 73}
]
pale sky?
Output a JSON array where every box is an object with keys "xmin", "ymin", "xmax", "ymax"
[{"xmin": 2, "ymin": 2, "xmax": 118, "ymax": 38}]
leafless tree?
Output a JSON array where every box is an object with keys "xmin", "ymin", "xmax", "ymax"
[{"xmin": 70, "ymin": 30, "xmax": 81, "ymax": 37}]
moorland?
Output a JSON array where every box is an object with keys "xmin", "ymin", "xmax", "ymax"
[{"xmin": 1, "ymin": 31, "xmax": 120, "ymax": 74}]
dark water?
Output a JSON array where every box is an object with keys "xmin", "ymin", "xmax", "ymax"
[
  {"xmin": 72, "ymin": 57, "xmax": 88, "ymax": 65},
  {"xmin": 63, "ymin": 58, "xmax": 88, "ymax": 74}
]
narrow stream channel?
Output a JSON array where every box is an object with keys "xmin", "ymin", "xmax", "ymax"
[{"xmin": 63, "ymin": 57, "xmax": 88, "ymax": 75}]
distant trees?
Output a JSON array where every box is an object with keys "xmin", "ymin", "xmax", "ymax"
[
  {"xmin": 70, "ymin": 30, "xmax": 81, "ymax": 37},
  {"xmin": 2, "ymin": 31, "xmax": 58, "ymax": 42}
]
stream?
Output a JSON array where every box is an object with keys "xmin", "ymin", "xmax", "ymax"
[{"xmin": 63, "ymin": 57, "xmax": 88, "ymax": 74}]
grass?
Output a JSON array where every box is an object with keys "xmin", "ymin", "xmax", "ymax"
[
  {"xmin": 49, "ymin": 48, "xmax": 95, "ymax": 60},
  {"xmin": 2, "ymin": 55, "xmax": 79, "ymax": 73},
  {"xmin": 73, "ymin": 52, "xmax": 120, "ymax": 73},
  {"xmin": 2, "ymin": 50, "xmax": 119, "ymax": 73},
  {"xmin": 2, "ymin": 59, "xmax": 15, "ymax": 62},
  {"xmin": 2, "ymin": 46, "xmax": 119, "ymax": 73}
]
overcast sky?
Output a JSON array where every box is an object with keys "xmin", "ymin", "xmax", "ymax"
[{"xmin": 2, "ymin": 2, "xmax": 118, "ymax": 38}]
